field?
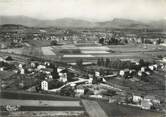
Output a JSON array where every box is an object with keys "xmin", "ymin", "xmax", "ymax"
[
  {"xmin": 0, "ymin": 91, "xmax": 87, "ymax": 117},
  {"xmin": 1, "ymin": 43, "xmax": 166, "ymax": 63},
  {"xmin": 98, "ymin": 101, "xmax": 163, "ymax": 117},
  {"xmin": 25, "ymin": 40, "xmax": 52, "ymax": 47},
  {"xmin": 106, "ymin": 70, "xmax": 166, "ymax": 101},
  {"xmin": 82, "ymin": 100, "xmax": 108, "ymax": 117},
  {"xmin": 0, "ymin": 99, "xmax": 81, "ymax": 107},
  {"xmin": 41, "ymin": 47, "xmax": 56, "ymax": 55}
]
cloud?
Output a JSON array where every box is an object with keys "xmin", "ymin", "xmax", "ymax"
[{"xmin": 0, "ymin": 0, "xmax": 165, "ymax": 21}]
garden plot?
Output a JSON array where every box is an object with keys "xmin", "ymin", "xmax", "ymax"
[
  {"xmin": 60, "ymin": 45, "xmax": 77, "ymax": 49},
  {"xmin": 41, "ymin": 47, "xmax": 55, "ymax": 55},
  {"xmin": 79, "ymin": 46, "xmax": 110, "ymax": 51},
  {"xmin": 0, "ymin": 99, "xmax": 81, "ymax": 107},
  {"xmin": 63, "ymin": 55, "xmax": 94, "ymax": 58},
  {"xmin": 81, "ymin": 51, "xmax": 109, "ymax": 54},
  {"xmin": 0, "ymin": 48, "xmax": 23, "ymax": 54}
]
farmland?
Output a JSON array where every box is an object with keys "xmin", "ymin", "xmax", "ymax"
[
  {"xmin": 98, "ymin": 101, "xmax": 163, "ymax": 117},
  {"xmin": 0, "ymin": 91, "xmax": 87, "ymax": 117},
  {"xmin": 1, "ymin": 43, "xmax": 166, "ymax": 63}
]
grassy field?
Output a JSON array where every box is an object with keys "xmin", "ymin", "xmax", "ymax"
[
  {"xmin": 98, "ymin": 101, "xmax": 163, "ymax": 117},
  {"xmin": 0, "ymin": 91, "xmax": 87, "ymax": 117},
  {"xmin": 82, "ymin": 100, "xmax": 108, "ymax": 117},
  {"xmin": 0, "ymin": 99, "xmax": 81, "ymax": 107},
  {"xmin": 106, "ymin": 70, "xmax": 165, "ymax": 101},
  {"xmin": 0, "ymin": 111, "xmax": 87, "ymax": 117},
  {"xmin": 0, "ymin": 71, "xmax": 15, "ymax": 80},
  {"xmin": 1, "ymin": 43, "xmax": 166, "ymax": 63},
  {"xmin": 25, "ymin": 40, "xmax": 52, "ymax": 47},
  {"xmin": 41, "ymin": 47, "xmax": 56, "ymax": 55},
  {"xmin": 0, "ymin": 90, "xmax": 80, "ymax": 101}
]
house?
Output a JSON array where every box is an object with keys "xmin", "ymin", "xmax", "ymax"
[
  {"xmin": 0, "ymin": 57, "xmax": 5, "ymax": 62},
  {"xmin": 162, "ymin": 57, "xmax": 166, "ymax": 62},
  {"xmin": 119, "ymin": 69, "xmax": 129, "ymax": 77},
  {"xmin": 40, "ymin": 68, "xmax": 53, "ymax": 74},
  {"xmin": 153, "ymin": 64, "xmax": 158, "ymax": 70},
  {"xmin": 18, "ymin": 64, "xmax": 22, "ymax": 68},
  {"xmin": 30, "ymin": 62, "xmax": 36, "ymax": 68},
  {"xmin": 41, "ymin": 80, "xmax": 48, "ymax": 91},
  {"xmin": 37, "ymin": 65, "xmax": 46, "ymax": 70},
  {"xmin": 141, "ymin": 99, "xmax": 153, "ymax": 110},
  {"xmin": 57, "ymin": 67, "xmax": 65, "ymax": 73},
  {"xmin": 145, "ymin": 71, "xmax": 150, "ymax": 75},
  {"xmin": 75, "ymin": 89, "xmax": 84, "ymax": 97},
  {"xmin": 141, "ymin": 67, "xmax": 146, "ymax": 72},
  {"xmin": 95, "ymin": 71, "xmax": 100, "ymax": 77},
  {"xmin": 90, "ymin": 95, "xmax": 103, "ymax": 99},
  {"xmin": 148, "ymin": 65, "xmax": 154, "ymax": 71},
  {"xmin": 0, "ymin": 67, "xmax": 4, "ymax": 71},
  {"xmin": 132, "ymin": 95, "xmax": 142, "ymax": 104},
  {"xmin": 20, "ymin": 68, "xmax": 25, "ymax": 74},
  {"xmin": 144, "ymin": 95, "xmax": 160, "ymax": 104},
  {"xmin": 59, "ymin": 70, "xmax": 67, "ymax": 83},
  {"xmin": 88, "ymin": 78, "xmax": 93, "ymax": 84}
]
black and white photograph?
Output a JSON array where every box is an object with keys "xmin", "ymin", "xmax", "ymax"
[{"xmin": 0, "ymin": 0, "xmax": 166, "ymax": 117}]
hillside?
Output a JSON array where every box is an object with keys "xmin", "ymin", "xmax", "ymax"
[{"xmin": 0, "ymin": 16, "xmax": 166, "ymax": 29}]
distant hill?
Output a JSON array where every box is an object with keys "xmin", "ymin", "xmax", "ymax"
[
  {"xmin": 0, "ymin": 16, "xmax": 166, "ymax": 29},
  {"xmin": 98, "ymin": 18, "xmax": 150, "ymax": 29},
  {"xmin": 0, "ymin": 16, "xmax": 96, "ymax": 28}
]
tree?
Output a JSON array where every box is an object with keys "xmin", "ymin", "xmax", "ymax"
[
  {"xmin": 76, "ymin": 59, "xmax": 83, "ymax": 67},
  {"xmin": 50, "ymin": 40, "xmax": 58, "ymax": 45},
  {"xmin": 139, "ymin": 59, "xmax": 145, "ymax": 66},
  {"xmin": 97, "ymin": 58, "xmax": 101, "ymax": 66},
  {"xmin": 99, "ymin": 38, "xmax": 104, "ymax": 45},
  {"xmin": 105, "ymin": 58, "xmax": 110, "ymax": 67},
  {"xmin": 51, "ymin": 67, "xmax": 59, "ymax": 79}
]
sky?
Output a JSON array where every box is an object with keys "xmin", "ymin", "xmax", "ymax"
[{"xmin": 0, "ymin": 0, "xmax": 166, "ymax": 21}]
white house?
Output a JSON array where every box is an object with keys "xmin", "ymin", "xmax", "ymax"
[
  {"xmin": 162, "ymin": 57, "xmax": 166, "ymax": 62},
  {"xmin": 75, "ymin": 89, "xmax": 84, "ymax": 96},
  {"xmin": 41, "ymin": 80, "xmax": 48, "ymax": 91},
  {"xmin": 0, "ymin": 67, "xmax": 4, "ymax": 71},
  {"xmin": 141, "ymin": 99, "xmax": 153, "ymax": 110},
  {"xmin": 153, "ymin": 64, "xmax": 158, "ymax": 69},
  {"xmin": 141, "ymin": 67, "xmax": 145, "ymax": 72},
  {"xmin": 132, "ymin": 95, "xmax": 142, "ymax": 103},
  {"xmin": 95, "ymin": 71, "xmax": 100, "ymax": 77},
  {"xmin": 119, "ymin": 70, "xmax": 125, "ymax": 76},
  {"xmin": 88, "ymin": 74, "xmax": 93, "ymax": 84},
  {"xmin": 138, "ymin": 71, "xmax": 143, "ymax": 76},
  {"xmin": 145, "ymin": 71, "xmax": 150, "ymax": 75},
  {"xmin": 37, "ymin": 65, "xmax": 46, "ymax": 70},
  {"xmin": 20, "ymin": 68, "xmax": 25, "ymax": 75},
  {"xmin": 18, "ymin": 64, "xmax": 22, "ymax": 68},
  {"xmin": 30, "ymin": 62, "xmax": 36, "ymax": 68},
  {"xmin": 119, "ymin": 69, "xmax": 129, "ymax": 77},
  {"xmin": 0, "ymin": 57, "xmax": 5, "ymax": 62},
  {"xmin": 59, "ymin": 72, "xmax": 67, "ymax": 83},
  {"xmin": 57, "ymin": 67, "xmax": 65, "ymax": 73},
  {"xmin": 148, "ymin": 65, "xmax": 154, "ymax": 71}
]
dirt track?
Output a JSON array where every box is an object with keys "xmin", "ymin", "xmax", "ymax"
[{"xmin": 82, "ymin": 100, "xmax": 108, "ymax": 117}]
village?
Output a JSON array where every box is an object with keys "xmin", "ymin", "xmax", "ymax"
[
  {"xmin": 0, "ymin": 24, "xmax": 166, "ymax": 117},
  {"xmin": 0, "ymin": 50, "xmax": 166, "ymax": 113}
]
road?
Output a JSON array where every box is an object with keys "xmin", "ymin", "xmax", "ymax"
[{"xmin": 82, "ymin": 100, "xmax": 108, "ymax": 117}]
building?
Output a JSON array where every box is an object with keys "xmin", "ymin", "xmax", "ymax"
[
  {"xmin": 95, "ymin": 71, "xmax": 100, "ymax": 77},
  {"xmin": 20, "ymin": 68, "xmax": 25, "ymax": 74},
  {"xmin": 141, "ymin": 99, "xmax": 153, "ymax": 110},
  {"xmin": 132, "ymin": 95, "xmax": 142, "ymax": 104},
  {"xmin": 41, "ymin": 80, "xmax": 48, "ymax": 91},
  {"xmin": 59, "ymin": 70, "xmax": 68, "ymax": 83}
]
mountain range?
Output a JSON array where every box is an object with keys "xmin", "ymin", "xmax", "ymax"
[{"xmin": 0, "ymin": 16, "xmax": 166, "ymax": 29}]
